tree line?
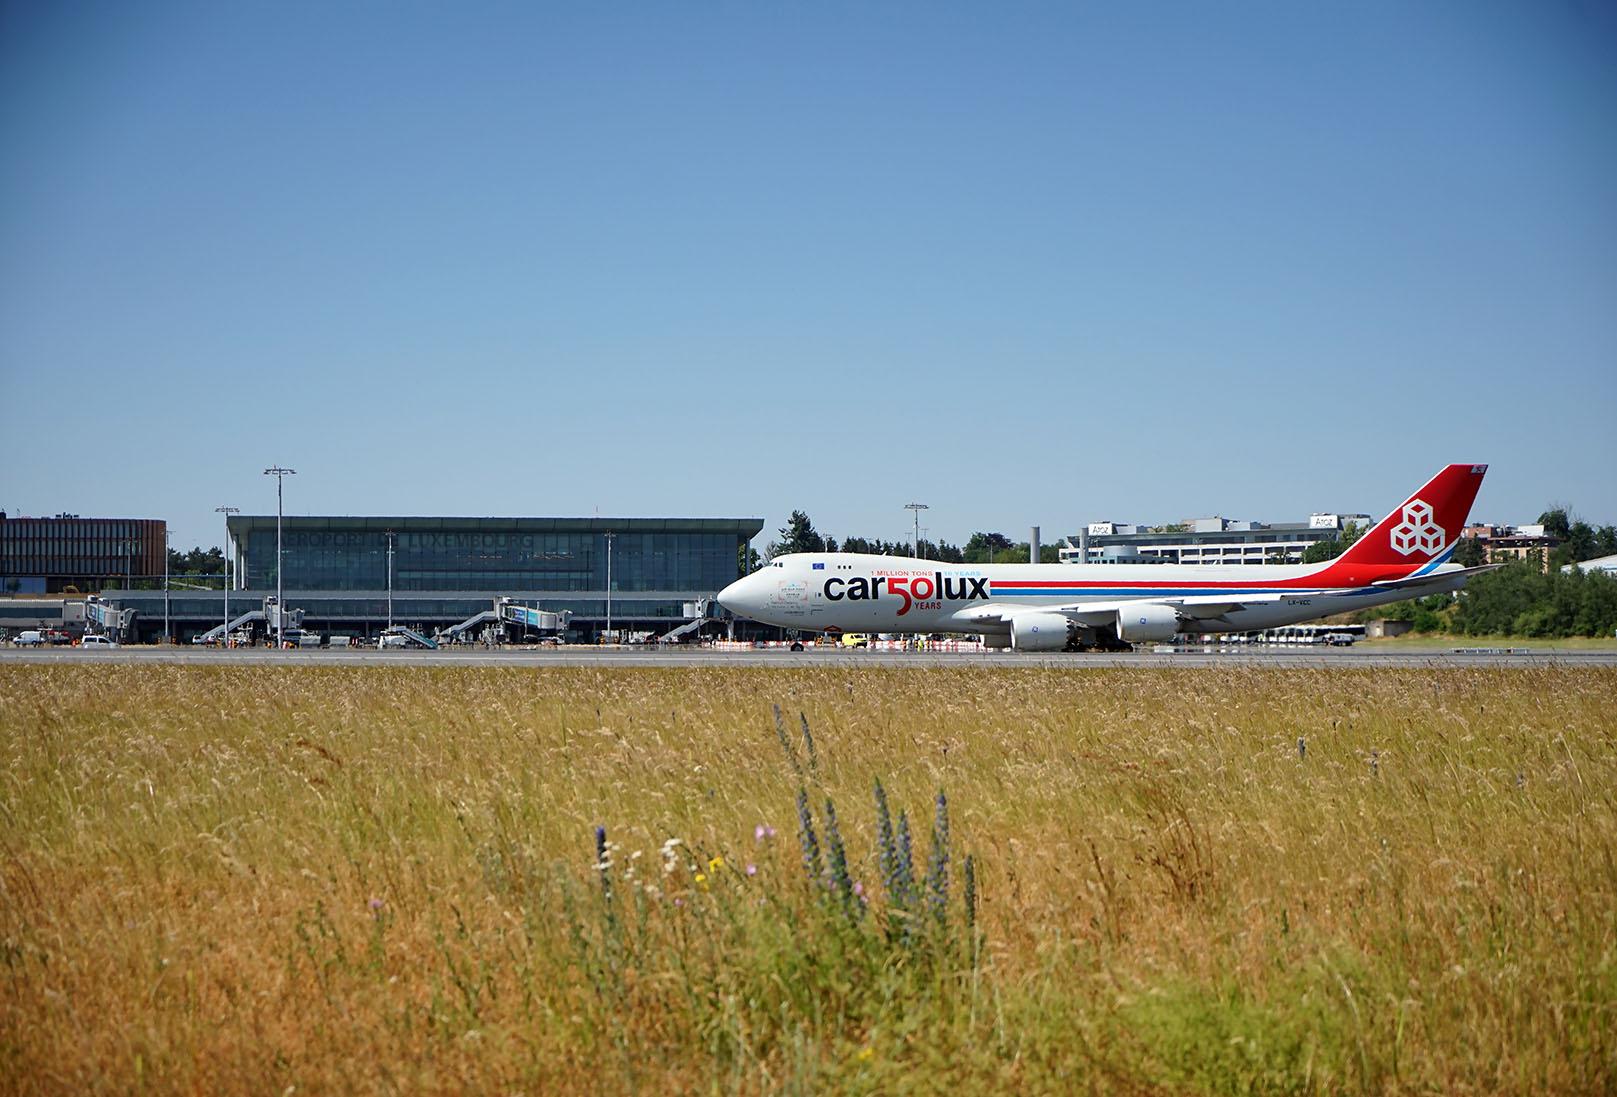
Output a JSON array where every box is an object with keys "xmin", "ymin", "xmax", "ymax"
[
  {"xmin": 169, "ymin": 546, "xmax": 226, "ymax": 575},
  {"xmin": 763, "ymin": 511, "xmax": 1060, "ymax": 567},
  {"xmin": 1366, "ymin": 561, "xmax": 1617, "ymax": 638}
]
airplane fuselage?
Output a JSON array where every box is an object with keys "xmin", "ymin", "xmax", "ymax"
[
  {"xmin": 718, "ymin": 465, "xmax": 1489, "ymax": 649},
  {"xmin": 721, "ymin": 552, "xmax": 1463, "ymax": 640}
]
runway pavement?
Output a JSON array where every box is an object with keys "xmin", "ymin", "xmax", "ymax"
[{"xmin": 4, "ymin": 645, "xmax": 1615, "ymax": 669}]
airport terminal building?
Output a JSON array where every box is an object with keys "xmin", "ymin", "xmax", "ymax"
[{"xmin": 96, "ymin": 515, "xmax": 763, "ymax": 643}]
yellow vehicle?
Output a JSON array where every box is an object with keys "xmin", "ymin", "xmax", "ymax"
[{"xmin": 839, "ymin": 632, "xmax": 870, "ymax": 648}]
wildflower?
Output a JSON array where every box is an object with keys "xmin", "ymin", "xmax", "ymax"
[
  {"xmin": 707, "ymin": 856, "xmax": 725, "ymax": 873},
  {"xmin": 799, "ymin": 711, "xmax": 818, "ymax": 775},
  {"xmin": 874, "ymin": 780, "xmax": 897, "ymax": 895},
  {"xmin": 755, "ymin": 823, "xmax": 776, "ymax": 842},
  {"xmin": 368, "ymin": 896, "xmax": 384, "ymax": 912},
  {"xmin": 895, "ymin": 809, "xmax": 917, "ymax": 909},
  {"xmin": 964, "ymin": 854, "xmax": 976, "ymax": 924},
  {"xmin": 926, "ymin": 790, "xmax": 950, "ymax": 925},
  {"xmin": 824, "ymin": 797, "xmax": 857, "ymax": 916},
  {"xmin": 797, "ymin": 788, "xmax": 822, "ymax": 882},
  {"xmin": 857, "ymin": 1046, "xmax": 874, "ymax": 1062},
  {"xmin": 661, "ymin": 837, "xmax": 684, "ymax": 875},
  {"xmin": 746, "ymin": 863, "xmax": 757, "ymax": 877},
  {"xmin": 853, "ymin": 881, "xmax": 864, "ymax": 898},
  {"xmin": 694, "ymin": 872, "xmax": 709, "ymax": 890},
  {"xmin": 773, "ymin": 704, "xmax": 803, "ymax": 776}
]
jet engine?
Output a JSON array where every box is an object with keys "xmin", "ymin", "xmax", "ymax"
[
  {"xmin": 1115, "ymin": 602, "xmax": 1181, "ymax": 643},
  {"xmin": 1010, "ymin": 612, "xmax": 1072, "ymax": 651}
]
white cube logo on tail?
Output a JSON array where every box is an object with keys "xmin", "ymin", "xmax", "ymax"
[{"xmin": 1390, "ymin": 499, "xmax": 1444, "ymax": 557}]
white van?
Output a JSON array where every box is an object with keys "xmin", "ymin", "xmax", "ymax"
[
  {"xmin": 14, "ymin": 630, "xmax": 44, "ymax": 647},
  {"xmin": 80, "ymin": 634, "xmax": 118, "ymax": 648}
]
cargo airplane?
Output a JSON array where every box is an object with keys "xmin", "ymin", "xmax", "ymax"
[{"xmin": 716, "ymin": 464, "xmax": 1494, "ymax": 650}]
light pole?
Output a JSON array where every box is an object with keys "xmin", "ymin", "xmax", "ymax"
[
  {"xmin": 263, "ymin": 466, "xmax": 296, "ymax": 648},
  {"xmin": 905, "ymin": 502, "xmax": 929, "ymax": 560},
  {"xmin": 163, "ymin": 527, "xmax": 170, "ymax": 643},
  {"xmin": 603, "ymin": 530, "xmax": 615, "ymax": 643},
  {"xmin": 385, "ymin": 530, "xmax": 395, "ymax": 630},
  {"xmin": 216, "ymin": 506, "xmax": 238, "ymax": 644}
]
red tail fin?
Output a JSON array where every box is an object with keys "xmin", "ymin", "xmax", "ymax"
[{"xmin": 1331, "ymin": 464, "xmax": 1488, "ymax": 572}]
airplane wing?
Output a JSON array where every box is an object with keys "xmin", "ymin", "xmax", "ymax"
[
  {"xmin": 1044, "ymin": 593, "xmax": 1301, "ymax": 627},
  {"xmin": 956, "ymin": 565, "xmax": 1498, "ymax": 633},
  {"xmin": 957, "ymin": 594, "xmax": 1301, "ymax": 630}
]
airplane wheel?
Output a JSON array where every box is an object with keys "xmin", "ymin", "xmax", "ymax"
[{"xmin": 790, "ymin": 641, "xmax": 804, "ymax": 652}]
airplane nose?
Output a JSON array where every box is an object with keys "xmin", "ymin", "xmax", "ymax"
[{"xmin": 716, "ymin": 576, "xmax": 748, "ymax": 615}]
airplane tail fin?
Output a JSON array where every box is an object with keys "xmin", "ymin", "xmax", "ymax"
[{"xmin": 1330, "ymin": 464, "xmax": 1488, "ymax": 572}]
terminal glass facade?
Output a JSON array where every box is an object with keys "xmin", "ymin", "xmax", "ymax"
[{"xmin": 231, "ymin": 517, "xmax": 758, "ymax": 595}]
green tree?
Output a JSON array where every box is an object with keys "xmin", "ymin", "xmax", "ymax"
[
  {"xmin": 840, "ymin": 536, "xmax": 904, "ymax": 555},
  {"xmin": 1553, "ymin": 521, "xmax": 1596, "ymax": 569},
  {"xmin": 770, "ymin": 511, "xmax": 825, "ymax": 557},
  {"xmin": 914, "ymin": 539, "xmax": 966, "ymax": 563},
  {"xmin": 962, "ymin": 532, "xmax": 1014, "ymax": 564},
  {"xmin": 168, "ymin": 545, "xmax": 225, "ymax": 575},
  {"xmin": 1537, "ymin": 507, "xmax": 1572, "ymax": 541},
  {"xmin": 1452, "ymin": 536, "xmax": 1487, "ymax": 568},
  {"xmin": 1299, "ymin": 539, "xmax": 1339, "ymax": 564},
  {"xmin": 1441, "ymin": 562, "xmax": 1617, "ymax": 637},
  {"xmin": 1299, "ymin": 521, "xmax": 1364, "ymax": 564}
]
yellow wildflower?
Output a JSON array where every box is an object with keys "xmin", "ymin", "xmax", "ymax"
[
  {"xmin": 694, "ymin": 872, "xmax": 708, "ymax": 890},
  {"xmin": 708, "ymin": 856, "xmax": 725, "ymax": 873},
  {"xmin": 856, "ymin": 1046, "xmax": 874, "ymax": 1062}
]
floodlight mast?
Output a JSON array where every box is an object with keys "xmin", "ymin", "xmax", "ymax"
[
  {"xmin": 385, "ymin": 530, "xmax": 395, "ymax": 630},
  {"xmin": 904, "ymin": 502, "xmax": 929, "ymax": 559},
  {"xmin": 263, "ymin": 466, "xmax": 296, "ymax": 648},
  {"xmin": 216, "ymin": 506, "xmax": 239, "ymax": 644},
  {"xmin": 604, "ymin": 530, "xmax": 615, "ymax": 642}
]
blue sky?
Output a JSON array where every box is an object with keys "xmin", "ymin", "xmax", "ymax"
[{"xmin": 3, "ymin": 1, "xmax": 1614, "ymax": 551}]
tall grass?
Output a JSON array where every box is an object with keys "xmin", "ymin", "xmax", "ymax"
[{"xmin": 2, "ymin": 665, "xmax": 1614, "ymax": 1093}]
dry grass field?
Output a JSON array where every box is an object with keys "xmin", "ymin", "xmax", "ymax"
[{"xmin": 2, "ymin": 664, "xmax": 1614, "ymax": 1095}]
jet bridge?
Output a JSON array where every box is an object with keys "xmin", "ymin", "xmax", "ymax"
[
  {"xmin": 434, "ymin": 599, "xmax": 573, "ymax": 645},
  {"xmin": 85, "ymin": 596, "xmax": 137, "ymax": 640},
  {"xmin": 500, "ymin": 599, "xmax": 571, "ymax": 638}
]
